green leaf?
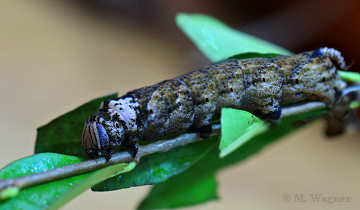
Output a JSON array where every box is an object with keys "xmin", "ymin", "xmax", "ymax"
[
  {"xmin": 138, "ymin": 122, "xmax": 297, "ymax": 209},
  {"xmin": 219, "ymin": 109, "xmax": 269, "ymax": 158},
  {"xmin": 138, "ymin": 172, "xmax": 218, "ymax": 209},
  {"xmin": 0, "ymin": 187, "xmax": 19, "ymax": 200},
  {"xmin": 92, "ymin": 135, "xmax": 219, "ymax": 191},
  {"xmin": 175, "ymin": 13, "xmax": 292, "ymax": 62},
  {"xmin": 228, "ymin": 52, "xmax": 287, "ymax": 60},
  {"xmin": 35, "ymin": 93, "xmax": 118, "ymax": 158},
  {"xmin": 0, "ymin": 153, "xmax": 135, "ymax": 209},
  {"xmin": 338, "ymin": 70, "xmax": 360, "ymax": 82},
  {"xmin": 350, "ymin": 101, "xmax": 360, "ymax": 109},
  {"xmin": 49, "ymin": 162, "xmax": 136, "ymax": 210},
  {"xmin": 0, "ymin": 153, "xmax": 84, "ymax": 180}
]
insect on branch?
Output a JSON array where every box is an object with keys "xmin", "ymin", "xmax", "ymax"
[{"xmin": 0, "ymin": 85, "xmax": 360, "ymax": 198}]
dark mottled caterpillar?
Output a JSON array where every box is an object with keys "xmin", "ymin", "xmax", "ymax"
[{"xmin": 82, "ymin": 47, "xmax": 348, "ymax": 161}]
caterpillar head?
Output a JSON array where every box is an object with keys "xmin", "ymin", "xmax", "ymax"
[{"xmin": 82, "ymin": 109, "xmax": 126, "ymax": 161}]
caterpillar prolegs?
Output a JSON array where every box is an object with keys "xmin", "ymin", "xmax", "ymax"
[{"xmin": 82, "ymin": 47, "xmax": 348, "ymax": 161}]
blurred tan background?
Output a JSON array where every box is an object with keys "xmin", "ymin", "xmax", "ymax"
[{"xmin": 0, "ymin": 1, "xmax": 360, "ymax": 209}]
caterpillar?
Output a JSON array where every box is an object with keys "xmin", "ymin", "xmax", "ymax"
[{"xmin": 82, "ymin": 47, "xmax": 348, "ymax": 161}]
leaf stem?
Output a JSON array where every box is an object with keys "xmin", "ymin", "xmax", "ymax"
[{"xmin": 1, "ymin": 85, "xmax": 360, "ymax": 196}]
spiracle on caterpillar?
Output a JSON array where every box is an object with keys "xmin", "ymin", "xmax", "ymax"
[{"xmin": 82, "ymin": 47, "xmax": 349, "ymax": 161}]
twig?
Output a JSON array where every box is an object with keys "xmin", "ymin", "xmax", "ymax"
[
  {"xmin": 0, "ymin": 125, "xmax": 221, "ymax": 195},
  {"xmin": 1, "ymin": 85, "xmax": 360, "ymax": 195},
  {"xmin": 281, "ymin": 101, "xmax": 326, "ymax": 118}
]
